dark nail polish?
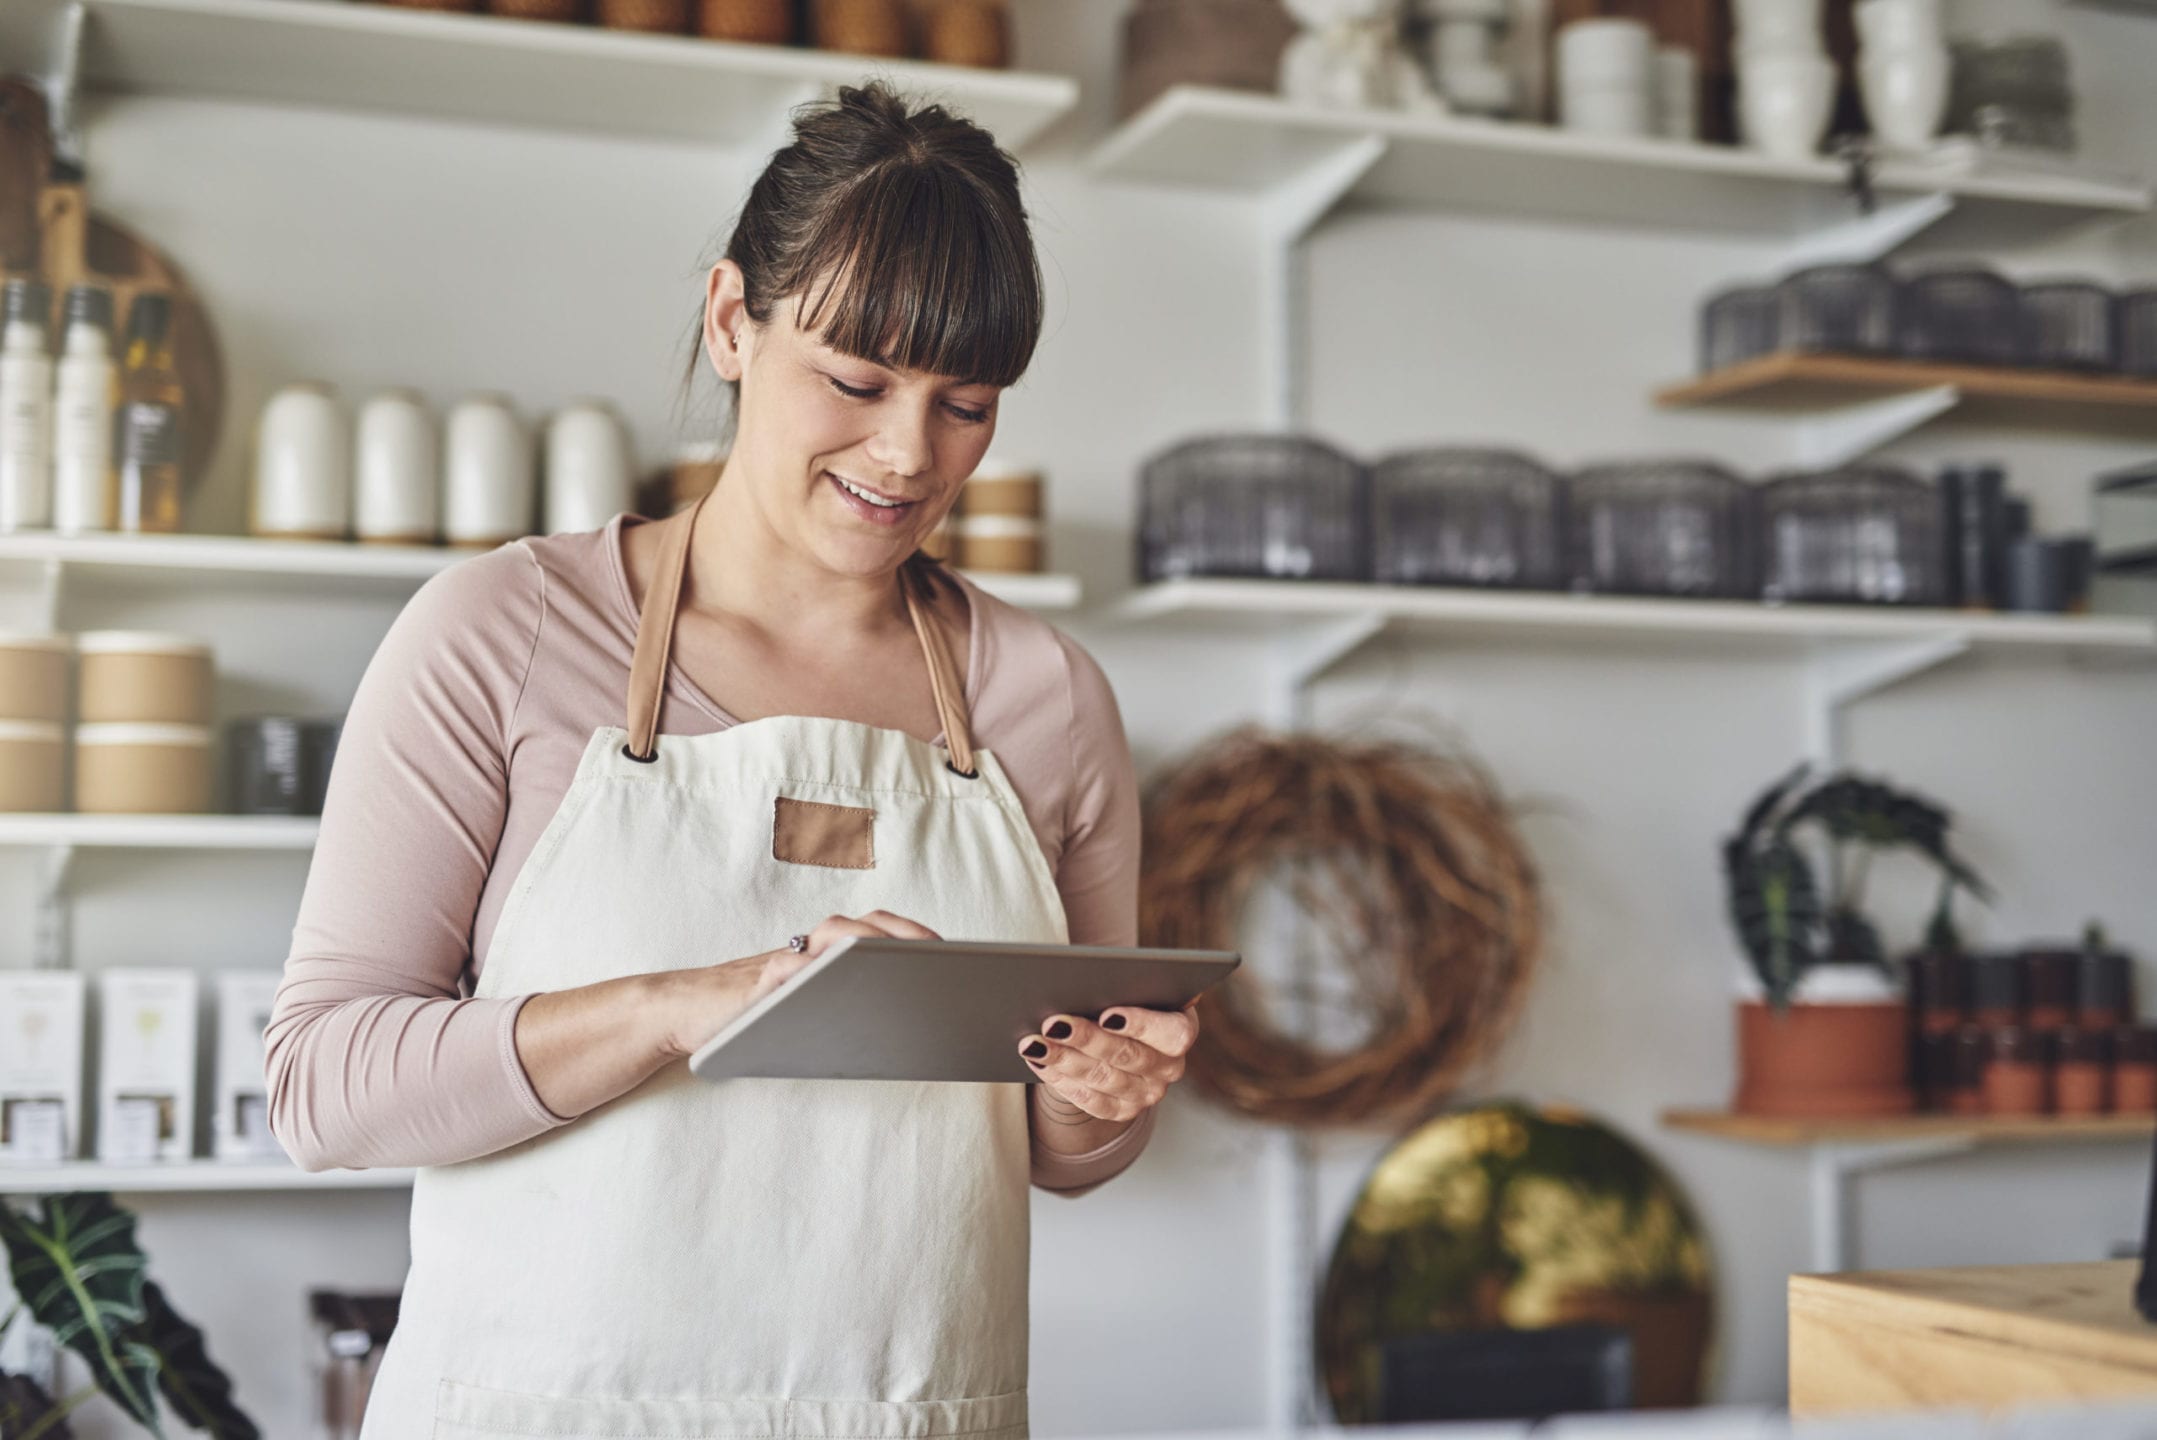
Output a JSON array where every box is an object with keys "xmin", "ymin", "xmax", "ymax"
[
  {"xmin": 1046, "ymin": 1020, "xmax": 1072, "ymax": 1041},
  {"xmin": 1023, "ymin": 1040, "xmax": 1048, "ymax": 1060},
  {"xmin": 1103, "ymin": 1013, "xmax": 1127, "ymax": 1032}
]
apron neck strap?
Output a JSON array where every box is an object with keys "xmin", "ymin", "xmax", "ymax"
[{"xmin": 622, "ymin": 493, "xmax": 978, "ymax": 777}]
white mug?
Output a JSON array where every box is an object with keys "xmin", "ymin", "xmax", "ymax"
[
  {"xmin": 1557, "ymin": 18, "xmax": 1654, "ymax": 86},
  {"xmin": 1656, "ymin": 45, "xmax": 1700, "ymax": 139},
  {"xmin": 543, "ymin": 400, "xmax": 635, "ymax": 536},
  {"xmin": 354, "ymin": 390, "xmax": 439, "ymax": 545},
  {"xmin": 443, "ymin": 394, "xmax": 534, "ymax": 548},
  {"xmin": 252, "ymin": 383, "xmax": 349, "ymax": 540}
]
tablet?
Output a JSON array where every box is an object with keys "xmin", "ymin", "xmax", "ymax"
[{"xmin": 687, "ymin": 938, "xmax": 1241, "ymax": 1085}]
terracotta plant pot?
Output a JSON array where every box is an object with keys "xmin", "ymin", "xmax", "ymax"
[{"xmin": 1734, "ymin": 999, "xmax": 1914, "ymax": 1117}]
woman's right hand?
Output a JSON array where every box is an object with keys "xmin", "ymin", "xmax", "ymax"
[{"xmin": 655, "ymin": 910, "xmax": 943, "ymax": 1060}]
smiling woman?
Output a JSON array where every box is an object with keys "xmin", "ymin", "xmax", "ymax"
[{"xmin": 265, "ymin": 81, "xmax": 1180, "ymax": 1440}]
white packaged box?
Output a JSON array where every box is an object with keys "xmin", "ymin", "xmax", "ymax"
[
  {"xmin": 213, "ymin": 970, "xmax": 284, "ymax": 1161},
  {"xmin": 0, "ymin": 971, "xmax": 86, "ymax": 1164},
  {"xmin": 96, "ymin": 968, "xmax": 197, "ymax": 1164}
]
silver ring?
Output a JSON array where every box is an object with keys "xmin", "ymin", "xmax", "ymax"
[{"xmin": 787, "ymin": 934, "xmax": 810, "ymax": 954}]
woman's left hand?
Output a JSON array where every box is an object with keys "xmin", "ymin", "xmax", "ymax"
[{"xmin": 1018, "ymin": 1004, "xmax": 1200, "ymax": 1122}]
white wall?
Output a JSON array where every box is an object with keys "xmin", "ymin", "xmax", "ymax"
[{"xmin": 4, "ymin": 0, "xmax": 2157, "ymax": 1434}]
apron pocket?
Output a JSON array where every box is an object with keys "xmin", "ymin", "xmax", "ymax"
[{"xmin": 433, "ymin": 1379, "xmax": 1028, "ymax": 1440}]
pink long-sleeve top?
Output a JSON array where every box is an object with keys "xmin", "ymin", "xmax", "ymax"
[{"xmin": 266, "ymin": 513, "xmax": 1153, "ymax": 1193}]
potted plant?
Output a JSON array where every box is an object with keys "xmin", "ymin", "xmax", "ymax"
[
  {"xmin": 0, "ymin": 1191, "xmax": 258, "ymax": 1438},
  {"xmin": 1720, "ymin": 764, "xmax": 1988, "ymax": 1117}
]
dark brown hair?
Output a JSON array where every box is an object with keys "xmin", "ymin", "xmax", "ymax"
[{"xmin": 723, "ymin": 83, "xmax": 1043, "ymax": 390}]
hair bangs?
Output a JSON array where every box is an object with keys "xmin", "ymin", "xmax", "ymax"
[{"xmin": 783, "ymin": 158, "xmax": 1042, "ymax": 389}]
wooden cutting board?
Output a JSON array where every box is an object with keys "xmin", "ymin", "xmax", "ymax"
[{"xmin": 0, "ymin": 76, "xmax": 226, "ymax": 488}]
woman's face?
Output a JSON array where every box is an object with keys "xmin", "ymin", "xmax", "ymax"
[{"xmin": 707, "ymin": 260, "xmax": 1004, "ymax": 579}]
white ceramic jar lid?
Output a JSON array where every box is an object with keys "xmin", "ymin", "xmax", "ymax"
[
  {"xmin": 0, "ymin": 720, "xmax": 64, "ymax": 742},
  {"xmin": 76, "ymin": 723, "xmax": 212, "ymax": 746},
  {"xmin": 74, "ymin": 632, "xmax": 214, "ymax": 658}
]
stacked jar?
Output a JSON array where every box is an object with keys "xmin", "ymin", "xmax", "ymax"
[
  {"xmin": 1905, "ymin": 949, "xmax": 1969, "ymax": 1110},
  {"xmin": 949, "ymin": 459, "xmax": 1046, "ymax": 573},
  {"xmin": 1926, "ymin": 942, "xmax": 2152, "ymax": 1118},
  {"xmin": 0, "ymin": 633, "xmax": 70, "ymax": 811},
  {"xmin": 74, "ymin": 633, "xmax": 214, "ymax": 814}
]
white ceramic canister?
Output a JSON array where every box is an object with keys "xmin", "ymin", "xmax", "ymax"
[
  {"xmin": 1557, "ymin": 18, "xmax": 1654, "ymax": 86},
  {"xmin": 0, "ymin": 720, "xmax": 64, "ymax": 812},
  {"xmin": 75, "ymin": 632, "xmax": 214, "ymax": 726},
  {"xmin": 543, "ymin": 399, "xmax": 634, "ymax": 536},
  {"xmin": 354, "ymin": 389, "xmax": 440, "ymax": 545},
  {"xmin": 74, "ymin": 722, "xmax": 213, "ymax": 814},
  {"xmin": 1656, "ymin": 45, "xmax": 1700, "ymax": 138},
  {"xmin": 252, "ymin": 382, "xmax": 351, "ymax": 541},
  {"xmin": 1854, "ymin": 0, "xmax": 1942, "ymax": 50},
  {"xmin": 1733, "ymin": 0, "xmax": 1824, "ymax": 55},
  {"xmin": 443, "ymin": 394, "xmax": 534, "ymax": 548}
]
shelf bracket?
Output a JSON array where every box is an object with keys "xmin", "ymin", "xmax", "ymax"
[
  {"xmin": 1770, "ymin": 192, "xmax": 1957, "ymax": 274},
  {"xmin": 33, "ymin": 844, "xmax": 73, "ymax": 971},
  {"xmin": 1269, "ymin": 612, "xmax": 1388, "ymax": 723},
  {"xmin": 1258, "ymin": 134, "xmax": 1389, "ymax": 430},
  {"xmin": 34, "ymin": 557, "xmax": 63, "ymax": 633},
  {"xmin": 1808, "ymin": 1135, "xmax": 1976, "ymax": 1272},
  {"xmin": 1791, "ymin": 385, "xmax": 1961, "ymax": 469},
  {"xmin": 42, "ymin": 3, "xmax": 85, "ymax": 146},
  {"xmin": 1804, "ymin": 633, "xmax": 1970, "ymax": 763}
]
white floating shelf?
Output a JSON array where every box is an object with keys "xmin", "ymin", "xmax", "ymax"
[
  {"xmin": 1115, "ymin": 578, "xmax": 2157, "ymax": 656},
  {"xmin": 0, "ymin": 0, "xmax": 1077, "ymax": 151},
  {"xmin": 1090, "ymin": 86, "xmax": 2152, "ymax": 242},
  {"xmin": 0, "ymin": 814, "xmax": 320, "ymax": 849},
  {"xmin": 0, "ymin": 1159, "xmax": 414, "ymax": 1194},
  {"xmin": 0, "ymin": 531, "xmax": 1079, "ymax": 608}
]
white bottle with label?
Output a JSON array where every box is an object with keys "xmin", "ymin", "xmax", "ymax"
[
  {"xmin": 51, "ymin": 283, "xmax": 118, "ymax": 534},
  {"xmin": 0, "ymin": 279, "xmax": 54, "ymax": 531}
]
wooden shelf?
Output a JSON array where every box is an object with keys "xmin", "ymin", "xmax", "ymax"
[
  {"xmin": 1662, "ymin": 1108, "xmax": 2157, "ymax": 1147},
  {"xmin": 1089, "ymin": 86, "xmax": 2150, "ymax": 241},
  {"xmin": 0, "ymin": 1159, "xmax": 413, "ymax": 1194},
  {"xmin": 0, "ymin": 0, "xmax": 1077, "ymax": 151},
  {"xmin": 0, "ymin": 532, "xmax": 1080, "ymax": 608},
  {"xmin": 0, "ymin": 814, "xmax": 319, "ymax": 849},
  {"xmin": 1657, "ymin": 352, "xmax": 2157, "ymax": 430},
  {"xmin": 1114, "ymin": 578, "xmax": 2157, "ymax": 657}
]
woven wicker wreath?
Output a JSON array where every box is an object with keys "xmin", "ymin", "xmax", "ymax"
[{"xmin": 1139, "ymin": 727, "xmax": 1542, "ymax": 1127}]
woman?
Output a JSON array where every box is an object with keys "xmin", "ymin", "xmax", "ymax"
[{"xmin": 266, "ymin": 84, "xmax": 1193, "ymax": 1439}]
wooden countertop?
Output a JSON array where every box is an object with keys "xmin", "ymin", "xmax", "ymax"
[{"xmin": 1789, "ymin": 1261, "xmax": 2157, "ymax": 1414}]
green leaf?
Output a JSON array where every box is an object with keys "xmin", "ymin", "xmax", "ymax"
[
  {"xmin": 0, "ymin": 1194, "xmax": 163, "ymax": 1434},
  {"xmin": 1725, "ymin": 833, "xmax": 1824, "ymax": 1008},
  {"xmin": 133, "ymin": 1283, "xmax": 259, "ymax": 1440},
  {"xmin": 1, "ymin": 1370, "xmax": 78, "ymax": 1440}
]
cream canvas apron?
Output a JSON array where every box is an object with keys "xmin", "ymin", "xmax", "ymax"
[{"xmin": 361, "ymin": 494, "xmax": 1071, "ymax": 1439}]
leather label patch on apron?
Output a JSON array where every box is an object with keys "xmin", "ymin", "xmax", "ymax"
[{"xmin": 772, "ymin": 796, "xmax": 876, "ymax": 870}]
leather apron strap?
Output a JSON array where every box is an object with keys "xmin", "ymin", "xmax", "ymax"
[{"xmin": 622, "ymin": 492, "xmax": 978, "ymax": 777}]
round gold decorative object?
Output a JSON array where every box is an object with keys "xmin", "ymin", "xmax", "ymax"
[{"xmin": 1317, "ymin": 1102, "xmax": 1715, "ymax": 1422}]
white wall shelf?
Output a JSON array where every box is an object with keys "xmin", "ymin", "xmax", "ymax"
[
  {"xmin": 0, "ymin": 814, "xmax": 320, "ymax": 849},
  {"xmin": 0, "ymin": 1159, "xmax": 413, "ymax": 1194},
  {"xmin": 1113, "ymin": 578, "xmax": 2157, "ymax": 762},
  {"xmin": 0, "ymin": 0, "xmax": 1078, "ymax": 152},
  {"xmin": 1662, "ymin": 1109, "xmax": 2157, "ymax": 1273},
  {"xmin": 0, "ymin": 531, "xmax": 1081, "ymax": 608},
  {"xmin": 1090, "ymin": 87, "xmax": 2151, "ymax": 244}
]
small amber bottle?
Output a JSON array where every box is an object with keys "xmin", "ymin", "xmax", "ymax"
[
  {"xmin": 113, "ymin": 292, "xmax": 184, "ymax": 534},
  {"xmin": 2115, "ymin": 1027, "xmax": 2157, "ymax": 1114},
  {"xmin": 2053, "ymin": 1028, "xmax": 2111, "ymax": 1116},
  {"xmin": 1971, "ymin": 953, "xmax": 2024, "ymax": 1028},
  {"xmin": 2023, "ymin": 949, "xmax": 2077, "ymax": 1033},
  {"xmin": 1947, "ymin": 1026, "xmax": 1990, "ymax": 1116},
  {"xmin": 1982, "ymin": 1026, "xmax": 2052, "ymax": 1116}
]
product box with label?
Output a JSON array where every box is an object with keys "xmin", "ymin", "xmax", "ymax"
[
  {"xmin": 214, "ymin": 969, "xmax": 284, "ymax": 1161},
  {"xmin": 0, "ymin": 971, "xmax": 86, "ymax": 1165},
  {"xmin": 97, "ymin": 968, "xmax": 197, "ymax": 1163}
]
